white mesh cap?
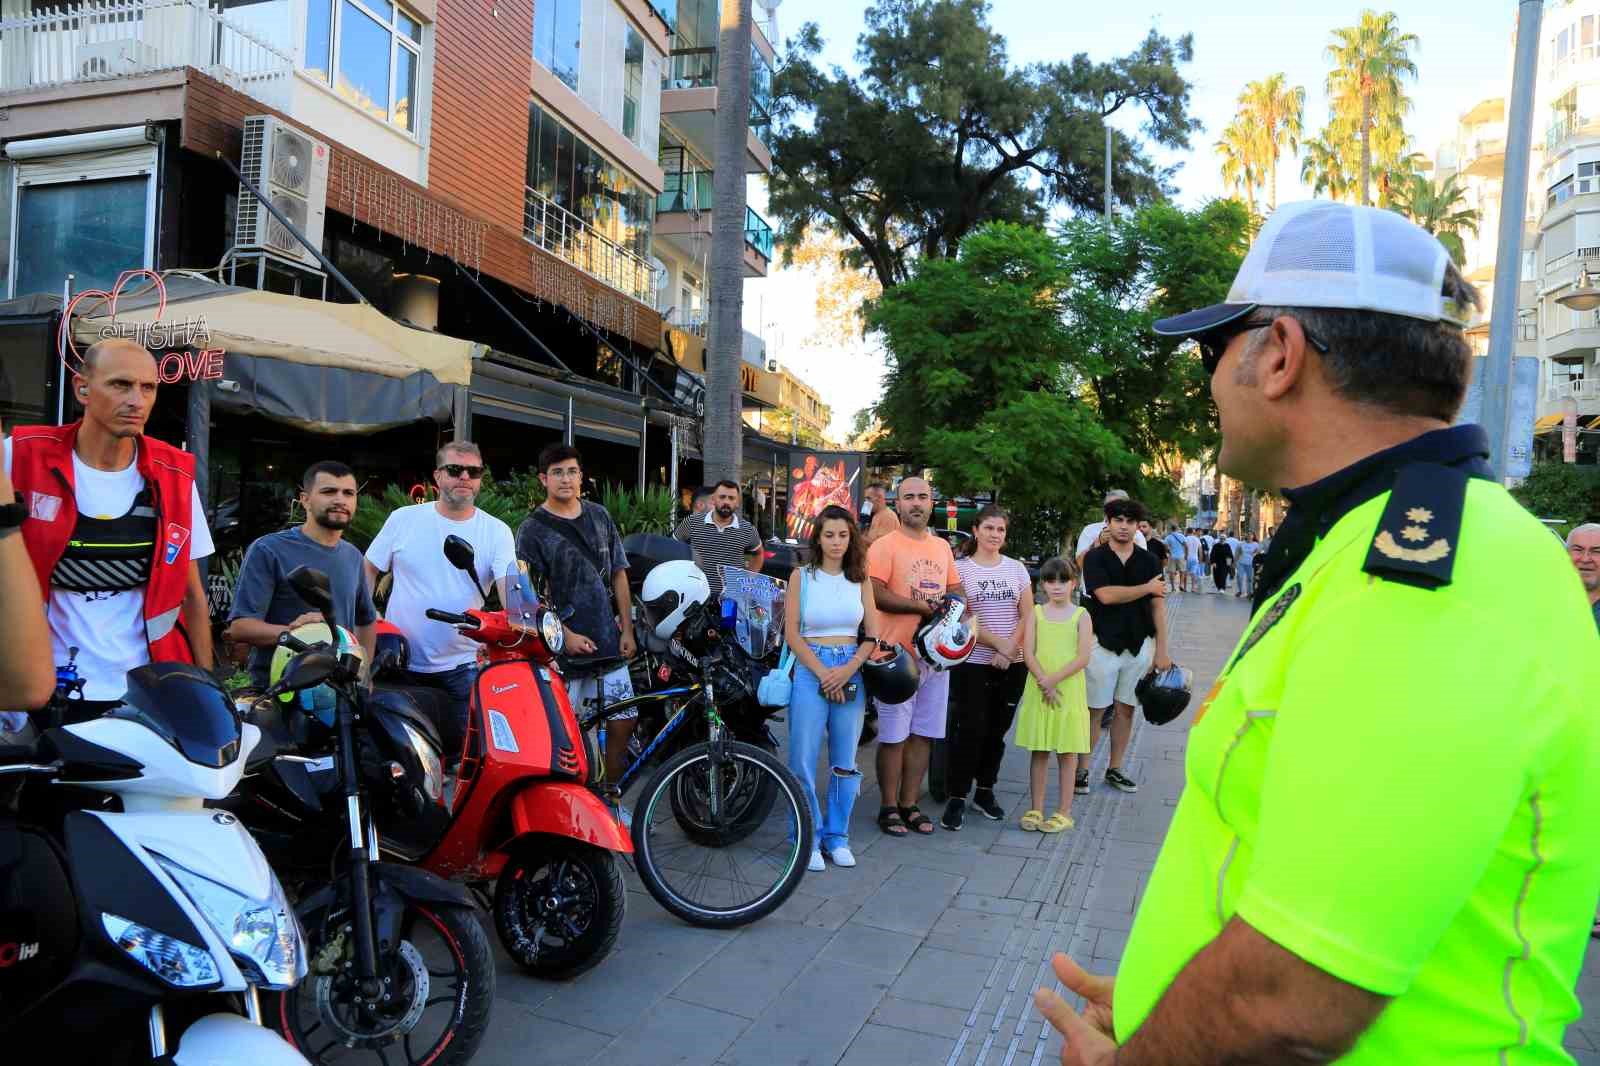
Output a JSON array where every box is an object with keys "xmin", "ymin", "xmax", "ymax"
[{"xmin": 1153, "ymin": 201, "xmax": 1468, "ymax": 339}]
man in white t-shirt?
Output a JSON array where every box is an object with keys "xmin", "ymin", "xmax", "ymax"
[
  {"xmin": 4, "ymin": 339, "xmax": 214, "ymax": 712},
  {"xmin": 1184, "ymin": 528, "xmax": 1203, "ymax": 592},
  {"xmin": 364, "ymin": 441, "xmax": 517, "ymax": 747}
]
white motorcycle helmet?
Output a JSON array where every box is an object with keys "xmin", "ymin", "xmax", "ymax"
[
  {"xmin": 640, "ymin": 559, "xmax": 712, "ymax": 643},
  {"xmin": 914, "ymin": 595, "xmax": 978, "ymax": 671}
]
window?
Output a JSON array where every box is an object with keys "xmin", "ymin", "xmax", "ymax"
[
  {"xmin": 15, "ymin": 177, "xmax": 150, "ymax": 297},
  {"xmin": 304, "ymin": 0, "xmax": 423, "ymax": 132},
  {"xmin": 1580, "ymin": 160, "xmax": 1600, "ymax": 195},
  {"xmin": 1585, "ymin": 15, "xmax": 1597, "ymax": 60},
  {"xmin": 1523, "ymin": 249, "xmax": 1538, "ymax": 281},
  {"xmin": 1550, "ymin": 174, "xmax": 1575, "ymax": 209},
  {"xmin": 623, "ymin": 26, "xmax": 644, "ymax": 142},
  {"xmin": 534, "ymin": 0, "xmax": 581, "ymax": 90}
]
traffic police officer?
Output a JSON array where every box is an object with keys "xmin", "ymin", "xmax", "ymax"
[{"xmin": 1035, "ymin": 202, "xmax": 1600, "ymax": 1064}]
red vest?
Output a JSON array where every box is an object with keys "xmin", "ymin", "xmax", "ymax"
[{"xmin": 11, "ymin": 421, "xmax": 198, "ymax": 665}]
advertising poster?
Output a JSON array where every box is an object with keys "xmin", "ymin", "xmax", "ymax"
[{"xmin": 784, "ymin": 451, "xmax": 863, "ymax": 541}]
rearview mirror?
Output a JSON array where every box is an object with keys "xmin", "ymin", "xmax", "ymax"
[
  {"xmin": 443, "ymin": 534, "xmax": 477, "ymax": 574},
  {"xmin": 287, "ymin": 566, "xmax": 334, "ymax": 613},
  {"xmin": 277, "ymin": 649, "xmax": 338, "ymax": 694}
]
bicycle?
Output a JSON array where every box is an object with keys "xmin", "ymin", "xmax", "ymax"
[{"xmin": 571, "ymin": 639, "xmax": 812, "ymax": 929}]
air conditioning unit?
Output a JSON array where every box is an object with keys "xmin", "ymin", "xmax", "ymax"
[
  {"xmin": 233, "ymin": 115, "xmax": 329, "ymax": 269},
  {"xmin": 77, "ymin": 40, "xmax": 161, "ymax": 79}
]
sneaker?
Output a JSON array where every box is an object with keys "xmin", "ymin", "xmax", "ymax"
[
  {"xmin": 808, "ymin": 850, "xmax": 826, "ymax": 872},
  {"xmin": 827, "ymin": 844, "xmax": 856, "ymax": 868},
  {"xmin": 1105, "ymin": 768, "xmax": 1139, "ymax": 793},
  {"xmin": 971, "ymin": 789, "xmax": 1004, "ymax": 821},
  {"xmin": 1074, "ymin": 770, "xmax": 1090, "ymax": 795},
  {"xmin": 940, "ymin": 797, "xmax": 965, "ymax": 831}
]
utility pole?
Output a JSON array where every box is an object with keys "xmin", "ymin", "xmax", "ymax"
[
  {"xmin": 1483, "ymin": 0, "xmax": 1543, "ymax": 480},
  {"xmin": 705, "ymin": 0, "xmax": 754, "ymax": 483},
  {"xmin": 1104, "ymin": 123, "xmax": 1112, "ymax": 222}
]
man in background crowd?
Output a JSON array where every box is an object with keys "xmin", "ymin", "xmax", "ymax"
[
  {"xmin": 673, "ymin": 479, "xmax": 762, "ymax": 602},
  {"xmin": 1567, "ymin": 524, "xmax": 1600, "ymax": 632}
]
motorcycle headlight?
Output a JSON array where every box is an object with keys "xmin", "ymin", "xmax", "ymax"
[
  {"xmin": 101, "ymin": 913, "xmax": 220, "ymax": 988},
  {"xmin": 540, "ymin": 609, "xmax": 565, "ymax": 654},
  {"xmin": 400, "ymin": 721, "xmax": 444, "ymax": 802},
  {"xmin": 155, "ymin": 857, "xmax": 306, "ymax": 989}
]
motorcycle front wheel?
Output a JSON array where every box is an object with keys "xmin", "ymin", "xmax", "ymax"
[
  {"xmin": 272, "ymin": 901, "xmax": 493, "ymax": 1066},
  {"xmin": 493, "ymin": 839, "xmax": 626, "ymax": 980}
]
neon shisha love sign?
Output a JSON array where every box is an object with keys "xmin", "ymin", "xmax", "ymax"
[{"xmin": 56, "ymin": 269, "xmax": 226, "ymax": 384}]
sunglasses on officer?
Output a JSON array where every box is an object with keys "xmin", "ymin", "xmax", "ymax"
[
  {"xmin": 439, "ymin": 463, "xmax": 485, "ymax": 479},
  {"xmin": 1197, "ymin": 316, "xmax": 1329, "ymax": 377}
]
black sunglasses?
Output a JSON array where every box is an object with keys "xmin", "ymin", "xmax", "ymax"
[
  {"xmin": 440, "ymin": 463, "xmax": 485, "ymax": 479},
  {"xmin": 1197, "ymin": 317, "xmax": 1329, "ymax": 376}
]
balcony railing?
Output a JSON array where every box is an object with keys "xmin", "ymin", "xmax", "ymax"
[
  {"xmin": 523, "ymin": 186, "xmax": 657, "ymax": 308},
  {"xmin": 744, "ymin": 205, "xmax": 772, "ymax": 260},
  {"xmin": 0, "ymin": 0, "xmax": 292, "ymax": 107},
  {"xmin": 1546, "ymin": 377, "xmax": 1600, "ymax": 402}
]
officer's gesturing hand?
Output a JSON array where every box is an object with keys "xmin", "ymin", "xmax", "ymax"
[{"xmin": 1034, "ymin": 953, "xmax": 1117, "ymax": 1066}]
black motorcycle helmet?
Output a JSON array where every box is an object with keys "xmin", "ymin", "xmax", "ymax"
[
  {"xmin": 1135, "ymin": 663, "xmax": 1194, "ymax": 726},
  {"xmin": 862, "ymin": 643, "xmax": 919, "ymax": 705}
]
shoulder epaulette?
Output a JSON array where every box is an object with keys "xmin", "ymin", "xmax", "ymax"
[{"xmin": 1361, "ymin": 462, "xmax": 1467, "ymax": 590}]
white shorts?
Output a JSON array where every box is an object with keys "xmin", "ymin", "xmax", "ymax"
[
  {"xmin": 566, "ymin": 665, "xmax": 637, "ymax": 722},
  {"xmin": 1086, "ymin": 638, "xmax": 1153, "ymax": 708}
]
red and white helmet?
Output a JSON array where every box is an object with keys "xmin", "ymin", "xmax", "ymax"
[{"xmin": 914, "ymin": 596, "xmax": 977, "ymax": 671}]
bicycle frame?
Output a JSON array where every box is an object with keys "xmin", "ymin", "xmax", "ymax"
[{"xmin": 583, "ymin": 685, "xmax": 700, "ymax": 794}]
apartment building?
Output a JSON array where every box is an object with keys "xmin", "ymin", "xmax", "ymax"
[{"xmin": 1530, "ymin": 0, "xmax": 1600, "ymax": 458}]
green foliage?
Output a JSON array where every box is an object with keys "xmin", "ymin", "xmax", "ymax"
[
  {"xmin": 599, "ymin": 484, "xmax": 677, "ymax": 536},
  {"xmin": 1512, "ymin": 463, "xmax": 1600, "ymax": 526},
  {"xmin": 344, "ymin": 484, "xmax": 418, "ymax": 552},
  {"xmin": 871, "ymin": 204, "xmax": 1249, "ymax": 554},
  {"xmin": 344, "ymin": 473, "xmax": 544, "ymax": 552},
  {"xmin": 1389, "ymin": 172, "xmax": 1481, "ymax": 265},
  {"xmin": 768, "ymin": 0, "xmax": 1198, "ymax": 289},
  {"xmin": 1320, "ymin": 9, "xmax": 1420, "ymax": 206}
]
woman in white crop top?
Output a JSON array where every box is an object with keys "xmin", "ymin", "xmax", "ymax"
[{"xmin": 783, "ymin": 504, "xmax": 881, "ymax": 872}]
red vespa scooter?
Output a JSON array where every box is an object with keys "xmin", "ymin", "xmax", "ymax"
[{"xmin": 375, "ymin": 543, "xmax": 630, "ymax": 980}]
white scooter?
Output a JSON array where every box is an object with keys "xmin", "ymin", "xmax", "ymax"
[{"xmin": 0, "ymin": 662, "xmax": 311, "ymax": 1064}]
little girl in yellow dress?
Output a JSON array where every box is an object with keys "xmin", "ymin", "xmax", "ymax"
[{"xmin": 1015, "ymin": 557, "xmax": 1094, "ymax": 832}]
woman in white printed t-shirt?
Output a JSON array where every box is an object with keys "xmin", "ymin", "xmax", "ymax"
[
  {"xmin": 941, "ymin": 505, "xmax": 1032, "ymax": 831},
  {"xmin": 783, "ymin": 504, "xmax": 882, "ymax": 872}
]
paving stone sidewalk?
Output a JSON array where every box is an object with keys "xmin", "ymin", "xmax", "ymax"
[
  {"xmin": 471, "ymin": 589, "xmax": 1254, "ymax": 1066},
  {"xmin": 475, "ymin": 584, "xmax": 1600, "ymax": 1064}
]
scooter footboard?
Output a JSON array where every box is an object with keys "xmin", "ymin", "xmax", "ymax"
[{"xmin": 509, "ymin": 782, "xmax": 632, "ymax": 853}]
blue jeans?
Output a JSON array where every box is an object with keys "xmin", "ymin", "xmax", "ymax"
[
  {"xmin": 786, "ymin": 644, "xmax": 865, "ymax": 852},
  {"xmin": 404, "ymin": 663, "xmax": 478, "ymax": 757}
]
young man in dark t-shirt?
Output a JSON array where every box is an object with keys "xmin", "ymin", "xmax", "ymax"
[
  {"xmin": 516, "ymin": 444, "xmax": 637, "ymax": 808},
  {"xmin": 1081, "ymin": 497, "xmax": 1171, "ymax": 795}
]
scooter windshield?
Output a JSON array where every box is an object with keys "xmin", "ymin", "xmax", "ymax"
[
  {"xmin": 104, "ymin": 664, "xmax": 243, "ymax": 768},
  {"xmin": 505, "ymin": 562, "xmax": 538, "ymax": 626}
]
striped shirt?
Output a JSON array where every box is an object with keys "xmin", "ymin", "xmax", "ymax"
[
  {"xmin": 673, "ymin": 511, "xmax": 761, "ymax": 598},
  {"xmin": 954, "ymin": 554, "xmax": 1031, "ymax": 665}
]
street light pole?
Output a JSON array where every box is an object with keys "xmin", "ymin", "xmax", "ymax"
[{"xmin": 1482, "ymin": 0, "xmax": 1543, "ymax": 480}]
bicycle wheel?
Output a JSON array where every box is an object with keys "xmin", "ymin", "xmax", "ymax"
[
  {"xmin": 631, "ymin": 741, "xmax": 811, "ymax": 928},
  {"xmin": 667, "ymin": 747, "xmax": 778, "ymax": 847}
]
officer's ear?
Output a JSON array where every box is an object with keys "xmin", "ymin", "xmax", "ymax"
[{"xmin": 1254, "ymin": 317, "xmax": 1311, "ymax": 402}]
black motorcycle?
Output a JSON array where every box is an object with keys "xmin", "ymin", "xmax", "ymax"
[{"xmin": 225, "ymin": 567, "xmax": 495, "ymax": 1066}]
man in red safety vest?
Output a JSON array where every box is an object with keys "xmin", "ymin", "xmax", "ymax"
[{"xmin": 4, "ymin": 339, "xmax": 214, "ymax": 716}]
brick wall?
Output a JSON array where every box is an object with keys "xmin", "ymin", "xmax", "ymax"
[
  {"xmin": 182, "ymin": 70, "xmax": 659, "ymax": 349},
  {"xmin": 429, "ymin": 0, "xmax": 533, "ymax": 231}
]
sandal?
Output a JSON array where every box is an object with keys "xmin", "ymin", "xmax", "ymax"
[
  {"xmin": 900, "ymin": 805, "xmax": 935, "ymax": 834},
  {"xmin": 1040, "ymin": 811, "xmax": 1074, "ymax": 834},
  {"xmin": 877, "ymin": 806, "xmax": 909, "ymax": 836},
  {"xmin": 1019, "ymin": 809, "xmax": 1044, "ymax": 832}
]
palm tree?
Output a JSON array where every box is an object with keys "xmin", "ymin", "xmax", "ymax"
[
  {"xmin": 1300, "ymin": 130, "xmax": 1355, "ymax": 202},
  {"xmin": 1390, "ymin": 171, "xmax": 1482, "ymax": 264},
  {"xmin": 1326, "ymin": 10, "xmax": 1419, "ymax": 206},
  {"xmin": 1216, "ymin": 118, "xmax": 1263, "ymax": 212},
  {"xmin": 1238, "ymin": 74, "xmax": 1306, "ymax": 211}
]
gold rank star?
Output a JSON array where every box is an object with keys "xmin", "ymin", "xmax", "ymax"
[
  {"xmin": 1406, "ymin": 507, "xmax": 1433, "ymax": 524},
  {"xmin": 1401, "ymin": 525, "xmax": 1429, "ymax": 543}
]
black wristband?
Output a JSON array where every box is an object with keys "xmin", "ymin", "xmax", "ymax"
[{"xmin": 0, "ymin": 501, "xmax": 24, "ymax": 533}]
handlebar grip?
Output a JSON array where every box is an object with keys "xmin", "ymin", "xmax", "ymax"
[
  {"xmin": 425, "ymin": 608, "xmax": 473, "ymax": 625},
  {"xmin": 277, "ymin": 631, "xmax": 311, "ymax": 653}
]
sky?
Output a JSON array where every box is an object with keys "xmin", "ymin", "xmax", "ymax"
[{"xmin": 743, "ymin": 0, "xmax": 1522, "ymax": 439}]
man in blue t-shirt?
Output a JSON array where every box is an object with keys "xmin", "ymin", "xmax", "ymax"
[
  {"xmin": 1162, "ymin": 525, "xmax": 1187, "ymax": 592},
  {"xmin": 226, "ymin": 460, "xmax": 377, "ymax": 689}
]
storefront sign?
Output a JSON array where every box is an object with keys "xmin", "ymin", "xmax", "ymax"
[{"xmin": 58, "ymin": 270, "xmax": 226, "ymax": 383}]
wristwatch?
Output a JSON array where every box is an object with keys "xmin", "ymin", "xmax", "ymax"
[{"xmin": 0, "ymin": 500, "xmax": 24, "ymax": 539}]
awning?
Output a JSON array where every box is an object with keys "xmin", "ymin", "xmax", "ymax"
[
  {"xmin": 71, "ymin": 278, "xmax": 482, "ymax": 386},
  {"xmin": 1534, "ymin": 413, "xmax": 1566, "ymax": 435}
]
